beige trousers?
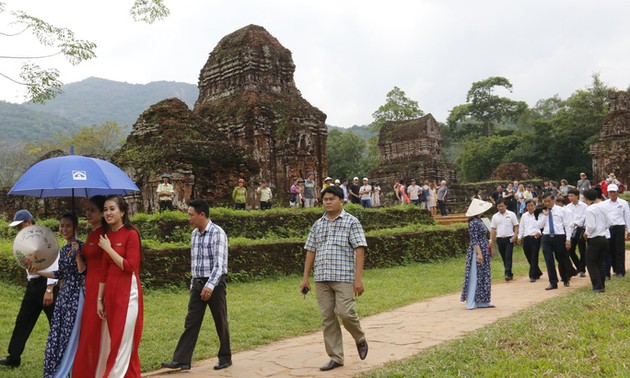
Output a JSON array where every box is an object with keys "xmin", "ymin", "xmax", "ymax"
[{"xmin": 315, "ymin": 281, "xmax": 365, "ymax": 364}]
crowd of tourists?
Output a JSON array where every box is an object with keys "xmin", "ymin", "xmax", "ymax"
[{"xmin": 462, "ymin": 172, "xmax": 630, "ymax": 311}]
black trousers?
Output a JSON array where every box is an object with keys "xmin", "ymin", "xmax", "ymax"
[
  {"xmin": 159, "ymin": 200, "xmax": 173, "ymax": 211},
  {"xmin": 8, "ymin": 277, "xmax": 56, "ymax": 360},
  {"xmin": 260, "ymin": 201, "xmax": 272, "ymax": 210},
  {"xmin": 172, "ymin": 276, "xmax": 231, "ymax": 364},
  {"xmin": 608, "ymin": 225, "xmax": 626, "ymax": 276},
  {"xmin": 586, "ymin": 236, "xmax": 608, "ymax": 291},
  {"xmin": 522, "ymin": 236, "xmax": 543, "ymax": 279},
  {"xmin": 569, "ymin": 227, "xmax": 586, "ymax": 273},
  {"xmin": 541, "ymin": 235, "xmax": 573, "ymax": 285},
  {"xmin": 496, "ymin": 237, "xmax": 514, "ymax": 278},
  {"xmin": 438, "ymin": 200, "xmax": 448, "ymax": 216}
]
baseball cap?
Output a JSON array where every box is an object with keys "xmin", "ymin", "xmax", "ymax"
[
  {"xmin": 608, "ymin": 184, "xmax": 619, "ymax": 192},
  {"xmin": 9, "ymin": 210, "xmax": 34, "ymax": 227},
  {"xmin": 353, "ymin": 177, "xmax": 359, "ymax": 181},
  {"xmin": 334, "ymin": 179, "xmax": 341, "ymax": 184}
]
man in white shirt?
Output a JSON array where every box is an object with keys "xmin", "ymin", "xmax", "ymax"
[
  {"xmin": 1, "ymin": 210, "xmax": 58, "ymax": 368},
  {"xmin": 490, "ymin": 199, "xmax": 519, "ymax": 281},
  {"xmin": 407, "ymin": 179, "xmax": 421, "ymax": 206},
  {"xmin": 517, "ymin": 200, "xmax": 543, "ymax": 282},
  {"xmin": 602, "ymin": 184, "xmax": 630, "ymax": 278},
  {"xmin": 536, "ymin": 193, "xmax": 575, "ymax": 290},
  {"xmin": 583, "ymin": 189, "xmax": 612, "ymax": 292},
  {"xmin": 359, "ymin": 178, "xmax": 373, "ymax": 208},
  {"xmin": 566, "ymin": 189, "xmax": 588, "ymax": 277}
]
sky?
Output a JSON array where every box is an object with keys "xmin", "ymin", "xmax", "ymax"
[{"xmin": 1, "ymin": 0, "xmax": 629, "ymax": 127}]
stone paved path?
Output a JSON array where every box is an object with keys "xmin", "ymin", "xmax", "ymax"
[{"xmin": 144, "ymin": 257, "xmax": 622, "ymax": 378}]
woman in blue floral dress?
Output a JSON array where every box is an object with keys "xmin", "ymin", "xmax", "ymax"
[
  {"xmin": 461, "ymin": 199, "xmax": 494, "ymax": 309},
  {"xmin": 32, "ymin": 213, "xmax": 85, "ymax": 377}
]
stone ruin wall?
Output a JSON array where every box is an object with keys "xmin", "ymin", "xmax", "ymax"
[{"xmin": 591, "ymin": 91, "xmax": 630, "ymax": 186}]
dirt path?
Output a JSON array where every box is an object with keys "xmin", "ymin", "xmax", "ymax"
[{"xmin": 144, "ymin": 260, "xmax": 612, "ymax": 378}]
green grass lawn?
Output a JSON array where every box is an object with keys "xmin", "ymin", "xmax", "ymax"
[
  {"xmin": 362, "ymin": 275, "xmax": 630, "ymax": 377},
  {"xmin": 0, "ymin": 248, "xmax": 531, "ymax": 376}
]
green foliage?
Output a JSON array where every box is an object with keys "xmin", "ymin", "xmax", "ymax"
[
  {"xmin": 370, "ymin": 86, "xmax": 424, "ymax": 132},
  {"xmin": 457, "ymin": 134, "xmax": 523, "ymax": 182},
  {"xmin": 447, "ymin": 76, "xmax": 528, "ymax": 139},
  {"xmin": 23, "ymin": 77, "xmax": 198, "ymax": 129},
  {"xmin": 326, "ymin": 128, "xmax": 378, "ymax": 181},
  {"xmin": 26, "ymin": 121, "xmax": 127, "ymax": 159},
  {"xmin": 130, "ymin": 0, "xmax": 170, "ymax": 23}
]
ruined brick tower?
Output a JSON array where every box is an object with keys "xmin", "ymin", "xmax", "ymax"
[
  {"xmin": 591, "ymin": 91, "xmax": 630, "ymax": 186},
  {"xmin": 194, "ymin": 24, "xmax": 328, "ymax": 200}
]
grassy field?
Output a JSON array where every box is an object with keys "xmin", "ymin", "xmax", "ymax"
[
  {"xmin": 362, "ymin": 275, "xmax": 630, "ymax": 378},
  {"xmin": 0, "ymin": 249, "xmax": 531, "ymax": 376}
]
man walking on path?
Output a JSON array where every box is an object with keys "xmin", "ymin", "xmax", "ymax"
[
  {"xmin": 303, "ymin": 173, "xmax": 317, "ymax": 208},
  {"xmin": 602, "ymin": 184, "xmax": 630, "ymax": 278},
  {"xmin": 1, "ymin": 210, "xmax": 58, "ymax": 368},
  {"xmin": 566, "ymin": 189, "xmax": 587, "ymax": 276},
  {"xmin": 162, "ymin": 199, "xmax": 232, "ymax": 371},
  {"xmin": 490, "ymin": 199, "xmax": 519, "ymax": 281},
  {"xmin": 537, "ymin": 193, "xmax": 575, "ymax": 290},
  {"xmin": 300, "ymin": 186, "xmax": 369, "ymax": 372},
  {"xmin": 583, "ymin": 189, "xmax": 611, "ymax": 292},
  {"xmin": 517, "ymin": 200, "xmax": 543, "ymax": 282}
]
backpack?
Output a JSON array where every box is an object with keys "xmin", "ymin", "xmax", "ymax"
[{"xmin": 418, "ymin": 187, "xmax": 428, "ymax": 201}]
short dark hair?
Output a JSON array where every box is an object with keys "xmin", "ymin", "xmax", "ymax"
[
  {"xmin": 321, "ymin": 185, "xmax": 344, "ymax": 201},
  {"xmin": 188, "ymin": 199, "xmax": 210, "ymax": 218},
  {"xmin": 525, "ymin": 199, "xmax": 535, "ymax": 206},
  {"xmin": 567, "ymin": 188, "xmax": 580, "ymax": 196},
  {"xmin": 496, "ymin": 199, "xmax": 506, "ymax": 206},
  {"xmin": 541, "ymin": 193, "xmax": 554, "ymax": 200},
  {"xmin": 60, "ymin": 212, "xmax": 79, "ymax": 230},
  {"xmin": 583, "ymin": 189, "xmax": 599, "ymax": 201}
]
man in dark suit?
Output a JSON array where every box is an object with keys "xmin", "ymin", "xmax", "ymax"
[{"xmin": 1, "ymin": 210, "xmax": 57, "ymax": 368}]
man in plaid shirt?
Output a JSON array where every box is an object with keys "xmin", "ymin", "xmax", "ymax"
[
  {"xmin": 300, "ymin": 185, "xmax": 369, "ymax": 371},
  {"xmin": 162, "ymin": 199, "xmax": 232, "ymax": 371}
]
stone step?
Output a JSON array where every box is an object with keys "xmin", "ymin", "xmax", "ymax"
[{"xmin": 433, "ymin": 213, "xmax": 468, "ymax": 226}]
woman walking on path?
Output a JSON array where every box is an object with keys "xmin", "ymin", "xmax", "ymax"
[
  {"xmin": 73, "ymin": 195, "xmax": 109, "ymax": 377},
  {"xmin": 98, "ymin": 195, "xmax": 144, "ymax": 377},
  {"xmin": 461, "ymin": 199, "xmax": 494, "ymax": 310},
  {"xmin": 32, "ymin": 213, "xmax": 85, "ymax": 378}
]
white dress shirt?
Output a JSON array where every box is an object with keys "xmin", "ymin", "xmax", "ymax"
[
  {"xmin": 536, "ymin": 205, "xmax": 572, "ymax": 241},
  {"xmin": 490, "ymin": 210, "xmax": 518, "ymax": 237},
  {"xmin": 518, "ymin": 212, "xmax": 541, "ymax": 239},
  {"xmin": 26, "ymin": 253, "xmax": 59, "ymax": 286},
  {"xmin": 603, "ymin": 198, "xmax": 630, "ymax": 231},
  {"xmin": 566, "ymin": 201, "xmax": 588, "ymax": 228},
  {"xmin": 585, "ymin": 202, "xmax": 613, "ymax": 238}
]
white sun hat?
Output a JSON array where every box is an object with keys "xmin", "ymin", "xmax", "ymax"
[{"xmin": 465, "ymin": 198, "xmax": 493, "ymax": 217}]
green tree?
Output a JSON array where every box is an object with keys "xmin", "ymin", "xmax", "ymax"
[
  {"xmin": 0, "ymin": 1, "xmax": 169, "ymax": 103},
  {"xmin": 370, "ymin": 86, "xmax": 424, "ymax": 132},
  {"xmin": 0, "ymin": 142, "xmax": 37, "ymax": 187},
  {"xmin": 27, "ymin": 122, "xmax": 128, "ymax": 160},
  {"xmin": 447, "ymin": 76, "xmax": 528, "ymax": 138},
  {"xmin": 327, "ymin": 128, "xmax": 373, "ymax": 181},
  {"xmin": 457, "ymin": 134, "xmax": 522, "ymax": 182}
]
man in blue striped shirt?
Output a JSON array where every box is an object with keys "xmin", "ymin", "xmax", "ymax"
[
  {"xmin": 301, "ymin": 185, "xmax": 369, "ymax": 372},
  {"xmin": 162, "ymin": 199, "xmax": 232, "ymax": 371}
]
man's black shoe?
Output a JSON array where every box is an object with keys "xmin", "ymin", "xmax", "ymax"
[
  {"xmin": 545, "ymin": 284, "xmax": 558, "ymax": 290},
  {"xmin": 0, "ymin": 357, "xmax": 20, "ymax": 368},
  {"xmin": 213, "ymin": 360, "xmax": 232, "ymax": 370},
  {"xmin": 161, "ymin": 361, "xmax": 191, "ymax": 370},
  {"xmin": 320, "ymin": 360, "xmax": 343, "ymax": 371},
  {"xmin": 563, "ymin": 281, "xmax": 570, "ymax": 287},
  {"xmin": 357, "ymin": 339, "xmax": 368, "ymax": 360}
]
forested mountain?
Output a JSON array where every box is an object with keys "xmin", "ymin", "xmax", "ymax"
[
  {"xmin": 0, "ymin": 101, "xmax": 81, "ymax": 143},
  {"xmin": 22, "ymin": 77, "xmax": 198, "ymax": 129}
]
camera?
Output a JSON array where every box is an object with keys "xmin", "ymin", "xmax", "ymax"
[{"xmin": 301, "ymin": 286, "xmax": 310, "ymax": 295}]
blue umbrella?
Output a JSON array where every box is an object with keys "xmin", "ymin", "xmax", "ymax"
[{"xmin": 9, "ymin": 155, "xmax": 139, "ymax": 198}]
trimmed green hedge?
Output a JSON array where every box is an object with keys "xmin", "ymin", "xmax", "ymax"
[
  {"xmin": 133, "ymin": 204, "xmax": 434, "ymax": 242},
  {"xmin": 140, "ymin": 225, "xmax": 469, "ymax": 288}
]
